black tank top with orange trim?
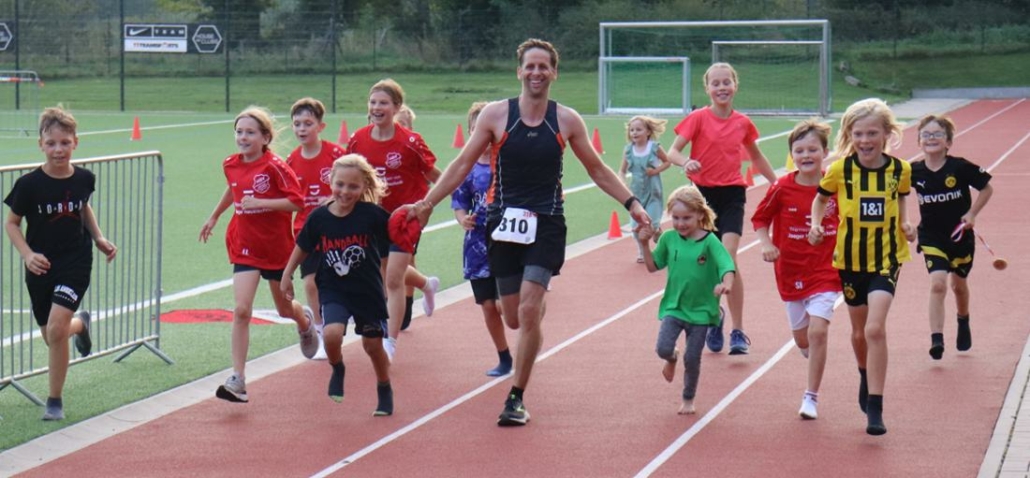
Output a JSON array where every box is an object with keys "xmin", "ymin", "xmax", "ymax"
[{"xmin": 487, "ymin": 98, "xmax": 565, "ymax": 218}]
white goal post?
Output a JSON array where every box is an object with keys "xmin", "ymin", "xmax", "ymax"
[
  {"xmin": 598, "ymin": 20, "xmax": 832, "ymax": 116},
  {"xmin": 598, "ymin": 56, "xmax": 691, "ymax": 116}
]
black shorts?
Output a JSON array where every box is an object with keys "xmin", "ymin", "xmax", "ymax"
[
  {"xmin": 696, "ymin": 185, "xmax": 746, "ymax": 238},
  {"xmin": 26, "ymin": 255, "xmax": 92, "ymax": 327},
  {"xmin": 487, "ymin": 213, "xmax": 566, "ymax": 280},
  {"xmin": 839, "ymin": 266, "xmax": 901, "ymax": 307},
  {"xmin": 918, "ymin": 230, "xmax": 974, "ymax": 278},
  {"xmin": 321, "ymin": 301, "xmax": 384, "ymax": 338},
  {"xmin": 470, "ymin": 277, "xmax": 499, "ymax": 304},
  {"xmin": 233, "ymin": 263, "xmax": 284, "ymax": 281}
]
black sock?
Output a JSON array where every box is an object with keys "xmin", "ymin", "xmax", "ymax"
[
  {"xmin": 498, "ymin": 348, "xmax": 512, "ymax": 364},
  {"xmin": 401, "ymin": 297, "xmax": 414, "ymax": 330},
  {"xmin": 930, "ymin": 333, "xmax": 945, "ymax": 360},
  {"xmin": 957, "ymin": 315, "xmax": 972, "ymax": 351},
  {"xmin": 866, "ymin": 394, "xmax": 886, "ymax": 435},
  {"xmin": 858, "ymin": 368, "xmax": 868, "ymax": 414},
  {"xmin": 46, "ymin": 396, "xmax": 63, "ymax": 408},
  {"xmin": 509, "ymin": 386, "xmax": 524, "ymax": 401}
]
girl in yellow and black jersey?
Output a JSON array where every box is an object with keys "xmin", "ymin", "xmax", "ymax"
[{"xmin": 809, "ymin": 98, "xmax": 915, "ymax": 437}]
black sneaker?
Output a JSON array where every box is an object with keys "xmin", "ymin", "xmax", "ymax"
[
  {"xmin": 957, "ymin": 317, "xmax": 972, "ymax": 351},
  {"xmin": 328, "ymin": 362, "xmax": 346, "ymax": 403},
  {"xmin": 74, "ymin": 311, "xmax": 93, "ymax": 357},
  {"xmin": 929, "ymin": 334, "xmax": 944, "ymax": 360},
  {"xmin": 373, "ymin": 382, "xmax": 393, "ymax": 417},
  {"xmin": 866, "ymin": 403, "xmax": 887, "ymax": 436},
  {"xmin": 497, "ymin": 394, "xmax": 530, "ymax": 427}
]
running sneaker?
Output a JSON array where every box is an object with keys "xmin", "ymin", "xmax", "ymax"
[
  {"xmin": 497, "ymin": 394, "xmax": 530, "ymax": 426},
  {"xmin": 422, "ymin": 276, "xmax": 440, "ymax": 317},
  {"xmin": 728, "ymin": 329, "xmax": 751, "ymax": 355},
  {"xmin": 374, "ymin": 382, "xmax": 393, "ymax": 416},
  {"xmin": 299, "ymin": 322, "xmax": 319, "ymax": 360},
  {"xmin": 42, "ymin": 397, "xmax": 64, "ymax": 421},
  {"xmin": 328, "ymin": 362, "xmax": 345, "ymax": 403},
  {"xmin": 486, "ymin": 360, "xmax": 513, "ymax": 377},
  {"xmin": 74, "ymin": 310, "xmax": 93, "ymax": 358},
  {"xmin": 215, "ymin": 373, "xmax": 249, "ymax": 403},
  {"xmin": 706, "ymin": 308, "xmax": 725, "ymax": 353},
  {"xmin": 798, "ymin": 393, "xmax": 818, "ymax": 420},
  {"xmin": 929, "ymin": 334, "xmax": 945, "ymax": 360}
]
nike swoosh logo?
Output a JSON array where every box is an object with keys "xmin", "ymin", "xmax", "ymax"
[{"xmin": 129, "ymin": 28, "xmax": 148, "ymax": 36}]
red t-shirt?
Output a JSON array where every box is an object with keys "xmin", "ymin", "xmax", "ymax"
[
  {"xmin": 222, "ymin": 150, "xmax": 304, "ymax": 270},
  {"xmin": 287, "ymin": 140, "xmax": 346, "ymax": 237},
  {"xmin": 347, "ymin": 124, "xmax": 436, "ymax": 213},
  {"xmin": 751, "ymin": 171, "xmax": 840, "ymax": 301},
  {"xmin": 673, "ymin": 106, "xmax": 759, "ymax": 187}
]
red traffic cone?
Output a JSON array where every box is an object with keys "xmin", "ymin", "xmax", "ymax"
[
  {"xmin": 591, "ymin": 127, "xmax": 604, "ymax": 154},
  {"xmin": 337, "ymin": 120, "xmax": 350, "ymax": 146},
  {"xmin": 452, "ymin": 124, "xmax": 466, "ymax": 148},
  {"xmin": 607, "ymin": 210, "xmax": 622, "ymax": 240},
  {"xmin": 745, "ymin": 163, "xmax": 755, "ymax": 186},
  {"xmin": 130, "ymin": 116, "xmax": 142, "ymax": 141}
]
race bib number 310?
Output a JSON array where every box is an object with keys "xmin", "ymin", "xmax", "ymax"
[{"xmin": 491, "ymin": 207, "xmax": 538, "ymax": 244}]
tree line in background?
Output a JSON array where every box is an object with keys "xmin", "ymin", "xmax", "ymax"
[{"xmin": 0, "ymin": 0, "xmax": 1027, "ymax": 77}]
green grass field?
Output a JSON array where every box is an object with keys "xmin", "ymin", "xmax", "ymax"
[{"xmin": 2, "ymin": 68, "xmax": 852, "ymax": 450}]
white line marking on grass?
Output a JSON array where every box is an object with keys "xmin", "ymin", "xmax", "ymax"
[
  {"xmin": 634, "ymin": 295, "xmax": 845, "ymax": 478},
  {"xmin": 76, "ymin": 119, "xmax": 234, "ymax": 137},
  {"xmin": 309, "ymin": 290, "xmax": 666, "ymax": 478}
]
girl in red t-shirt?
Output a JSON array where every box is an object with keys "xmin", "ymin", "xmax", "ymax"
[
  {"xmin": 286, "ymin": 97, "xmax": 346, "ymax": 356},
  {"xmin": 199, "ymin": 106, "xmax": 318, "ymax": 403},
  {"xmin": 347, "ymin": 79, "xmax": 441, "ymax": 359},
  {"xmin": 752, "ymin": 120, "xmax": 841, "ymax": 420},
  {"xmin": 668, "ymin": 62, "xmax": 778, "ymax": 356}
]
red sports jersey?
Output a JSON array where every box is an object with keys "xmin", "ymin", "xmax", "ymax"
[
  {"xmin": 673, "ymin": 106, "xmax": 759, "ymax": 187},
  {"xmin": 287, "ymin": 140, "xmax": 346, "ymax": 236},
  {"xmin": 222, "ymin": 150, "xmax": 304, "ymax": 270},
  {"xmin": 347, "ymin": 124, "xmax": 436, "ymax": 213},
  {"xmin": 751, "ymin": 171, "xmax": 841, "ymax": 301}
]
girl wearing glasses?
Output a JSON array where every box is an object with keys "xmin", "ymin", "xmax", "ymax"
[{"xmin": 910, "ymin": 115, "xmax": 993, "ymax": 361}]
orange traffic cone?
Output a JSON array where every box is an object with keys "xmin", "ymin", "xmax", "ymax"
[
  {"xmin": 337, "ymin": 120, "xmax": 350, "ymax": 146},
  {"xmin": 745, "ymin": 163, "xmax": 755, "ymax": 186},
  {"xmin": 452, "ymin": 124, "xmax": 465, "ymax": 148},
  {"xmin": 607, "ymin": 210, "xmax": 622, "ymax": 240},
  {"xmin": 591, "ymin": 127, "xmax": 604, "ymax": 154},
  {"xmin": 130, "ymin": 116, "xmax": 142, "ymax": 141},
  {"xmin": 785, "ymin": 153, "xmax": 795, "ymax": 172}
]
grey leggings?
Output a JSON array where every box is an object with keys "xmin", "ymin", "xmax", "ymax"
[{"xmin": 656, "ymin": 317, "xmax": 709, "ymax": 400}]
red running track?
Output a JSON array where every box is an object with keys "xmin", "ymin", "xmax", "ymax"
[{"xmin": 18, "ymin": 99, "xmax": 1030, "ymax": 478}]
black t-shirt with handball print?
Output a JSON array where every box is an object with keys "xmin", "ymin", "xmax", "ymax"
[
  {"xmin": 295, "ymin": 201, "xmax": 390, "ymax": 321},
  {"xmin": 4, "ymin": 166, "xmax": 95, "ymax": 263}
]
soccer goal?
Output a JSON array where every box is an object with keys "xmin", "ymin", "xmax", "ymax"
[
  {"xmin": 598, "ymin": 56, "xmax": 691, "ymax": 116},
  {"xmin": 0, "ymin": 70, "xmax": 42, "ymax": 137},
  {"xmin": 598, "ymin": 20, "xmax": 832, "ymax": 116}
]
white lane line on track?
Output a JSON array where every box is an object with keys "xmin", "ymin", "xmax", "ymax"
[
  {"xmin": 76, "ymin": 119, "xmax": 234, "ymax": 136},
  {"xmin": 309, "ymin": 290, "xmax": 666, "ymax": 478}
]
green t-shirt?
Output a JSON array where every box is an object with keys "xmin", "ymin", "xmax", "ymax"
[{"xmin": 652, "ymin": 230, "xmax": 736, "ymax": 326}]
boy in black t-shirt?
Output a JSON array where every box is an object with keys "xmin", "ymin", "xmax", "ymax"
[{"xmin": 4, "ymin": 107, "xmax": 118, "ymax": 420}]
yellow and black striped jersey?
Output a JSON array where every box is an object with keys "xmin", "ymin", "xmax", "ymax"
[{"xmin": 817, "ymin": 154, "xmax": 911, "ymax": 273}]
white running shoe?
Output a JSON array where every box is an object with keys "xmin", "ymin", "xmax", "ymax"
[
  {"xmin": 422, "ymin": 277, "xmax": 440, "ymax": 317},
  {"xmin": 799, "ymin": 393, "xmax": 818, "ymax": 420},
  {"xmin": 216, "ymin": 373, "xmax": 249, "ymax": 403}
]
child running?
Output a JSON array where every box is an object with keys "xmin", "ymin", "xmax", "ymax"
[
  {"xmin": 451, "ymin": 101, "xmax": 512, "ymax": 377},
  {"xmin": 4, "ymin": 107, "xmax": 118, "ymax": 420},
  {"xmin": 809, "ymin": 98, "xmax": 915, "ymax": 435},
  {"xmin": 618, "ymin": 115, "xmax": 671, "ymax": 263},
  {"xmin": 286, "ymin": 97, "xmax": 347, "ymax": 359},
  {"xmin": 637, "ymin": 185, "xmax": 735, "ymax": 415},
  {"xmin": 281, "ymin": 154, "xmax": 395, "ymax": 416},
  {"xmin": 911, "ymin": 114, "xmax": 993, "ymax": 359},
  {"xmin": 667, "ymin": 62, "xmax": 777, "ymax": 355},
  {"xmin": 200, "ymin": 106, "xmax": 318, "ymax": 403},
  {"xmin": 752, "ymin": 120, "xmax": 841, "ymax": 420}
]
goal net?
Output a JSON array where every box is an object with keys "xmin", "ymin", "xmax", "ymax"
[
  {"xmin": 598, "ymin": 20, "xmax": 831, "ymax": 116},
  {"xmin": 0, "ymin": 70, "xmax": 42, "ymax": 137},
  {"xmin": 598, "ymin": 56, "xmax": 690, "ymax": 116}
]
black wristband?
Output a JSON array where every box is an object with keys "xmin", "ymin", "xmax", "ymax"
[{"xmin": 623, "ymin": 196, "xmax": 639, "ymax": 211}]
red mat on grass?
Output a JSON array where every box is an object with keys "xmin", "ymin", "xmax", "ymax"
[{"xmin": 160, "ymin": 309, "xmax": 276, "ymax": 325}]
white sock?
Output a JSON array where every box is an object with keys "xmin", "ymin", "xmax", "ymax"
[{"xmin": 804, "ymin": 390, "xmax": 818, "ymax": 401}]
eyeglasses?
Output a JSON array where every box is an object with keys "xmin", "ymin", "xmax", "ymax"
[{"xmin": 920, "ymin": 131, "xmax": 947, "ymax": 140}]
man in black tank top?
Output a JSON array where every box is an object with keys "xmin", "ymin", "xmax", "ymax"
[{"xmin": 407, "ymin": 38, "xmax": 651, "ymax": 427}]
